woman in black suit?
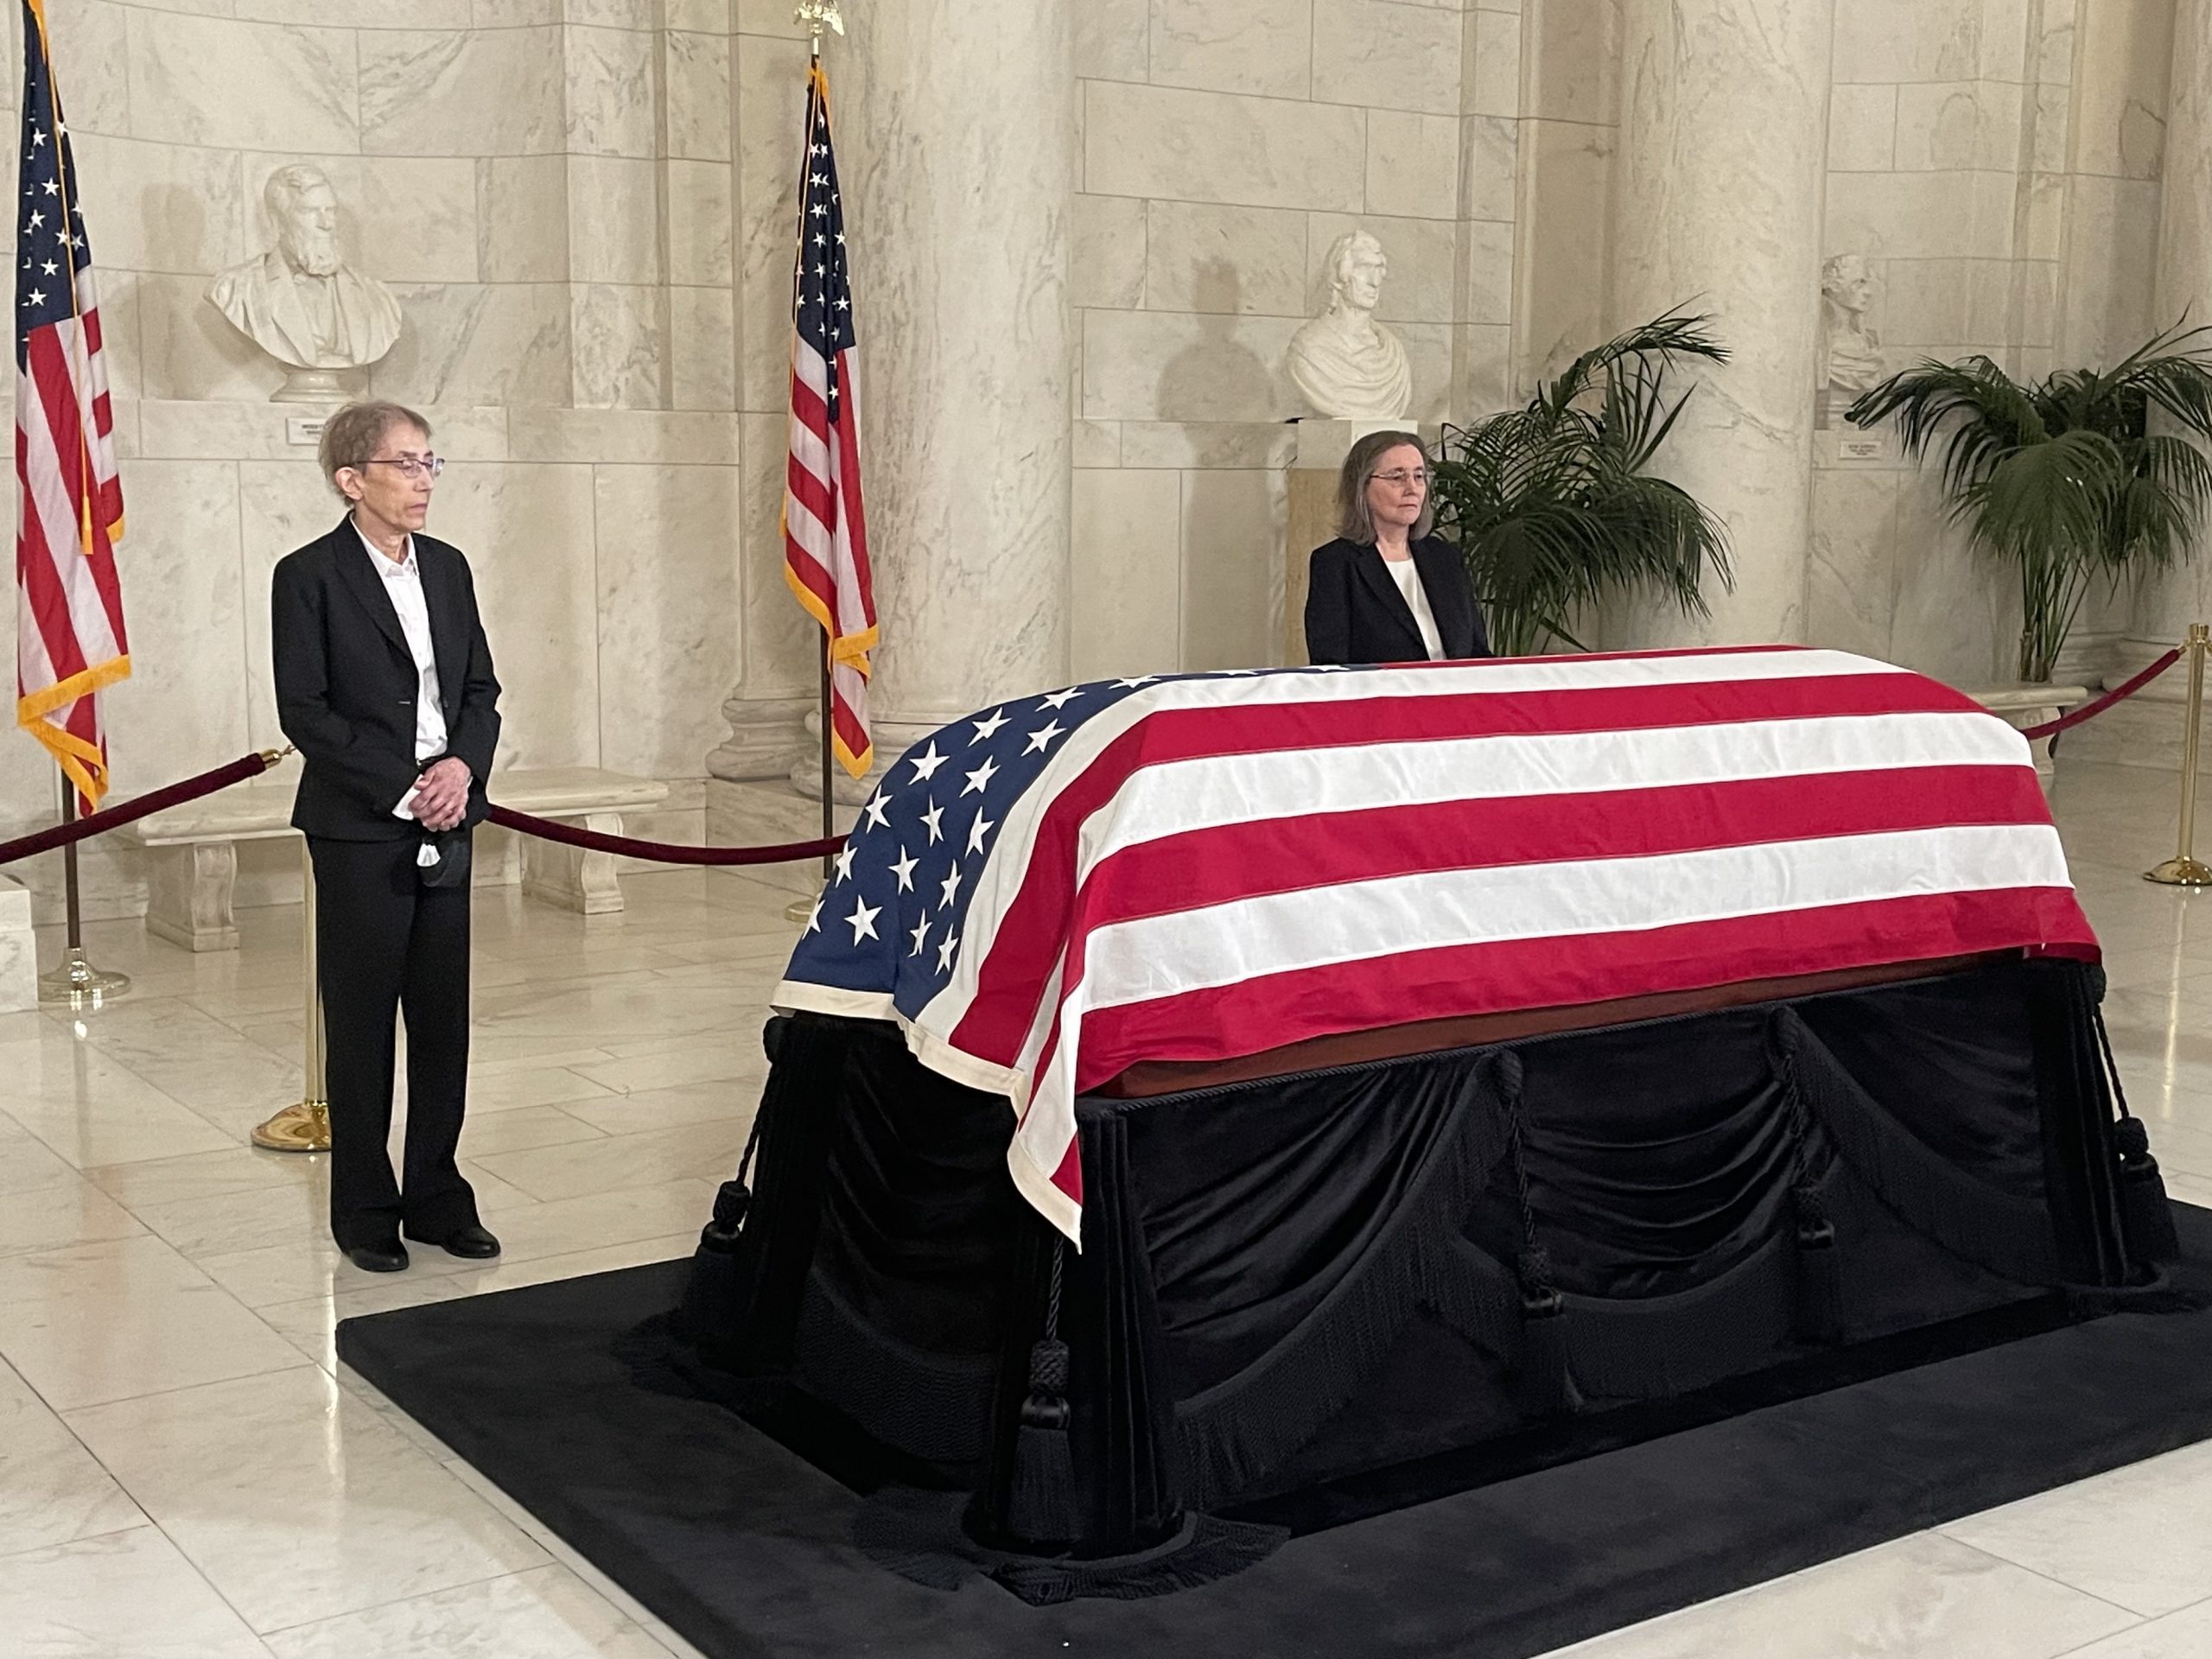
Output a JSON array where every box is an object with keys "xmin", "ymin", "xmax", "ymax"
[
  {"xmin": 1303, "ymin": 430, "xmax": 1490, "ymax": 666},
  {"xmin": 270, "ymin": 401, "xmax": 503, "ymax": 1274}
]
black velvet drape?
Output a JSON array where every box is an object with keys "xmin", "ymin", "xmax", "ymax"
[{"xmin": 690, "ymin": 958, "xmax": 2159, "ymax": 1567}]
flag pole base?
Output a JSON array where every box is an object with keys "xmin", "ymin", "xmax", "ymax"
[
  {"xmin": 251, "ymin": 1099, "xmax": 330, "ymax": 1154},
  {"xmin": 37, "ymin": 947, "xmax": 130, "ymax": 1007},
  {"xmin": 2145, "ymin": 856, "xmax": 2212, "ymax": 888}
]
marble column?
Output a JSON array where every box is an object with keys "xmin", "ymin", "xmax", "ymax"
[
  {"xmin": 817, "ymin": 0, "xmax": 1074, "ymax": 791},
  {"xmin": 1607, "ymin": 0, "xmax": 1834, "ymax": 648},
  {"xmin": 2143, "ymin": 0, "xmax": 2212, "ymax": 652}
]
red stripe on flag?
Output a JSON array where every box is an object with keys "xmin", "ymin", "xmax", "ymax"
[
  {"xmin": 1067, "ymin": 887, "xmax": 2099, "ymax": 1098},
  {"xmin": 952, "ymin": 765, "xmax": 2061, "ymax": 1059}
]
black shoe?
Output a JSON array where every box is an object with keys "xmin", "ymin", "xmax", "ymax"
[
  {"xmin": 345, "ymin": 1240, "xmax": 409, "ymax": 1274},
  {"xmin": 408, "ymin": 1222, "xmax": 500, "ymax": 1260}
]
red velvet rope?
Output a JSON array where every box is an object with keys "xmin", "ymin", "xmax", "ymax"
[
  {"xmin": 485, "ymin": 804, "xmax": 842, "ymax": 868},
  {"xmin": 0, "ymin": 751, "xmax": 278, "ymax": 867},
  {"xmin": 2017, "ymin": 649, "xmax": 2183, "ymax": 741}
]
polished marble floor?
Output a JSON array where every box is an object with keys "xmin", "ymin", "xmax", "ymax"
[{"xmin": 3, "ymin": 759, "xmax": 2212, "ymax": 1657}]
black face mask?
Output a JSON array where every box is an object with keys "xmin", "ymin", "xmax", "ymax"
[{"xmin": 416, "ymin": 827, "xmax": 471, "ymax": 890}]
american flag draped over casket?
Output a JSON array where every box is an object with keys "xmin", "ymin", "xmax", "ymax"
[{"xmin": 772, "ymin": 648, "xmax": 2099, "ymax": 1242}]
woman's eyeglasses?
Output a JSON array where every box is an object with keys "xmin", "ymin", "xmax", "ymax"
[
  {"xmin": 1370, "ymin": 469, "xmax": 1430, "ymax": 488},
  {"xmin": 360, "ymin": 456, "xmax": 446, "ymax": 480}
]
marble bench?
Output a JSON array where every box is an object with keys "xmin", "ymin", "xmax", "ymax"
[
  {"xmin": 1962, "ymin": 681, "xmax": 2089, "ymax": 788},
  {"xmin": 124, "ymin": 766, "xmax": 670, "ymax": 952}
]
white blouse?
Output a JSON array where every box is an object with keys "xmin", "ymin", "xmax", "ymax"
[{"xmin": 1382, "ymin": 553, "xmax": 1445, "ymax": 660}]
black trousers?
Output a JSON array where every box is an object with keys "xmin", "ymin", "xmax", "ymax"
[{"xmin": 308, "ymin": 834, "xmax": 480, "ymax": 1251}]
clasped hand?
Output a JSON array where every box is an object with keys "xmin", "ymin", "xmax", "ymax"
[{"xmin": 410, "ymin": 757, "xmax": 471, "ymax": 833}]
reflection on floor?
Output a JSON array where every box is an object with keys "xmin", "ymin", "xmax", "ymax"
[{"xmin": 2, "ymin": 760, "xmax": 2210, "ymax": 1657}]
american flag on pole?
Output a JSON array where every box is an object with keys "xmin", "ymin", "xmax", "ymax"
[
  {"xmin": 14, "ymin": 0, "xmax": 124, "ymax": 810},
  {"xmin": 773, "ymin": 648, "xmax": 2099, "ymax": 1243},
  {"xmin": 783, "ymin": 60, "xmax": 875, "ymax": 779}
]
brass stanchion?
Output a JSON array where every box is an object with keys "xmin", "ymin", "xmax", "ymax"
[
  {"xmin": 2147, "ymin": 623, "xmax": 2212, "ymax": 888},
  {"xmin": 251, "ymin": 838, "xmax": 330, "ymax": 1152}
]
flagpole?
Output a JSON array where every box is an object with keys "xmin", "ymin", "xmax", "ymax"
[
  {"xmin": 36, "ymin": 767, "xmax": 129, "ymax": 1007},
  {"xmin": 782, "ymin": 0, "xmax": 849, "ymax": 925}
]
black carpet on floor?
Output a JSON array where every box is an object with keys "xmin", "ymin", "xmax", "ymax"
[{"xmin": 339, "ymin": 1204, "xmax": 2212, "ymax": 1659}]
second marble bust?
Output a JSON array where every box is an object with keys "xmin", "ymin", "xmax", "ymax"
[
  {"xmin": 1289, "ymin": 230, "xmax": 1414, "ymax": 422},
  {"xmin": 207, "ymin": 165, "xmax": 404, "ymax": 394}
]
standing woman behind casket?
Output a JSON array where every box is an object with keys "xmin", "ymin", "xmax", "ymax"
[{"xmin": 1303, "ymin": 430, "xmax": 1491, "ymax": 666}]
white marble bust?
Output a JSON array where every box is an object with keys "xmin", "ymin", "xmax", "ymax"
[
  {"xmin": 1289, "ymin": 231, "xmax": 1413, "ymax": 422},
  {"xmin": 207, "ymin": 165, "xmax": 404, "ymax": 403},
  {"xmin": 1818, "ymin": 253, "xmax": 1885, "ymax": 424}
]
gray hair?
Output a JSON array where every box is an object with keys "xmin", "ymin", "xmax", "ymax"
[
  {"xmin": 318, "ymin": 401, "xmax": 431, "ymax": 502},
  {"xmin": 1336, "ymin": 429, "xmax": 1434, "ymax": 544}
]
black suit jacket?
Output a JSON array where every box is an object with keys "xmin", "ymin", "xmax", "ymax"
[
  {"xmin": 1303, "ymin": 535, "xmax": 1491, "ymax": 666},
  {"xmin": 271, "ymin": 518, "xmax": 502, "ymax": 840}
]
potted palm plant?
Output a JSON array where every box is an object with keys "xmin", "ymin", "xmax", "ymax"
[
  {"xmin": 1846, "ymin": 325, "xmax": 2212, "ymax": 683},
  {"xmin": 1428, "ymin": 311, "xmax": 1733, "ymax": 657}
]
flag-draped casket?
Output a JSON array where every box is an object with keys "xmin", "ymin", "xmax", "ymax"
[{"xmin": 681, "ymin": 649, "xmax": 2176, "ymax": 1595}]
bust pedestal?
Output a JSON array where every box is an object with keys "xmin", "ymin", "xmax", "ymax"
[{"xmin": 1281, "ymin": 419, "xmax": 1441, "ymax": 664}]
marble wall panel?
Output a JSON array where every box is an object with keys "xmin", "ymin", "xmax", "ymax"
[
  {"xmin": 95, "ymin": 274, "xmax": 143, "ymax": 402},
  {"xmin": 41, "ymin": 0, "xmax": 130, "ymax": 137},
  {"xmin": 69, "ymin": 137, "xmax": 247, "ymax": 277},
  {"xmin": 1149, "ymin": 0, "xmax": 1313, "ymax": 100},
  {"xmin": 1083, "ymin": 309, "xmax": 1301, "ymax": 423},
  {"xmin": 474, "ymin": 0, "xmax": 563, "ymax": 22},
  {"xmin": 1180, "ymin": 469, "xmax": 1287, "ymax": 670},
  {"xmin": 1824, "ymin": 169, "xmax": 2019, "ymax": 260},
  {"xmin": 566, "ymin": 156, "xmax": 665, "ymax": 287},
  {"xmin": 1832, "ymin": 0, "xmax": 1984, "ymax": 84},
  {"xmin": 146, "ymin": 401, "xmax": 507, "ymax": 464},
  {"xmin": 361, "ymin": 28, "xmax": 565, "ymax": 156},
  {"xmin": 104, "ymin": 461, "xmax": 251, "ymax": 785},
  {"xmin": 1894, "ymin": 81, "xmax": 2024, "ymax": 171},
  {"xmin": 2035, "ymin": 0, "xmax": 2081, "ymax": 86},
  {"xmin": 1117, "ymin": 423, "xmax": 1297, "ymax": 470},
  {"xmin": 478, "ymin": 156, "xmax": 571, "ymax": 284},
  {"xmin": 735, "ymin": 33, "xmax": 810, "ymax": 410},
  {"xmin": 371, "ymin": 283, "xmax": 573, "ymax": 407},
  {"xmin": 2059, "ymin": 175, "xmax": 2162, "ymax": 366},
  {"xmin": 1514, "ymin": 118, "xmax": 1610, "ymax": 387},
  {"xmin": 737, "ymin": 410, "xmax": 815, "ymax": 697},
  {"xmin": 1144, "ymin": 201, "xmax": 1307, "ymax": 315},
  {"xmin": 1311, "ymin": 0, "xmax": 1461, "ymax": 115},
  {"xmin": 1071, "ymin": 469, "xmax": 1184, "ymax": 680},
  {"xmin": 507, "ymin": 408, "xmax": 739, "ymax": 467},
  {"xmin": 1888, "ymin": 475, "xmax": 2015, "ymax": 683},
  {"xmin": 137, "ymin": 274, "xmax": 290, "ymax": 403},
  {"xmin": 1399, "ymin": 321, "xmax": 1454, "ymax": 422},
  {"xmin": 243, "ymin": 155, "xmax": 480, "ymax": 287},
  {"xmin": 733, "ymin": 0, "xmax": 804, "ymax": 35},
  {"xmin": 1461, "ymin": 115, "xmax": 1518, "ymax": 225},
  {"xmin": 565, "ymin": 24, "xmax": 660, "ymax": 158},
  {"xmin": 1367, "ymin": 111, "xmax": 1460, "ymax": 220},
  {"xmin": 236, "ymin": 460, "xmax": 346, "ymax": 753},
  {"xmin": 1467, "ymin": 8, "xmax": 1522, "ymax": 118},
  {"xmin": 1880, "ymin": 257, "xmax": 1974, "ymax": 346},
  {"xmin": 2070, "ymin": 0, "xmax": 2174, "ymax": 181},
  {"xmin": 242, "ymin": 0, "xmax": 453, "ymax": 24},
  {"xmin": 1073, "ymin": 194, "xmax": 1147, "ymax": 310},
  {"xmin": 1525, "ymin": 0, "xmax": 1617, "ymax": 125},
  {"xmin": 671, "ymin": 286, "xmax": 738, "ymax": 411},
  {"xmin": 1077, "ymin": 0, "xmax": 1150, "ymax": 84},
  {"xmin": 594, "ymin": 465, "xmax": 744, "ymax": 779},
  {"xmin": 572, "ymin": 283, "xmax": 668, "ymax": 409},
  {"xmin": 1458, "ymin": 217, "xmax": 1515, "ymax": 327},
  {"xmin": 666, "ymin": 0, "xmax": 734, "ymax": 29},
  {"xmin": 566, "ymin": 0, "xmax": 663, "ymax": 28},
  {"xmin": 1084, "ymin": 82, "xmax": 1366, "ymax": 213},
  {"xmin": 1829, "ymin": 84, "xmax": 1900, "ymax": 172},
  {"xmin": 127, "ymin": 14, "xmax": 357, "ymax": 154},
  {"xmin": 1807, "ymin": 467, "xmax": 1900, "ymax": 659},
  {"xmin": 414, "ymin": 463, "xmax": 602, "ymax": 771},
  {"xmin": 1307, "ymin": 213, "xmax": 1456, "ymax": 324},
  {"xmin": 1453, "ymin": 321, "xmax": 1513, "ymax": 417},
  {"xmin": 665, "ymin": 31, "xmax": 734, "ymax": 162},
  {"xmin": 1074, "ymin": 421, "xmax": 1122, "ymax": 468},
  {"xmin": 666, "ymin": 160, "xmax": 734, "ymax": 287}
]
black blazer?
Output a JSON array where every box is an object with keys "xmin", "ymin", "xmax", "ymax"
[
  {"xmin": 1304, "ymin": 535, "xmax": 1490, "ymax": 666},
  {"xmin": 271, "ymin": 518, "xmax": 502, "ymax": 840}
]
